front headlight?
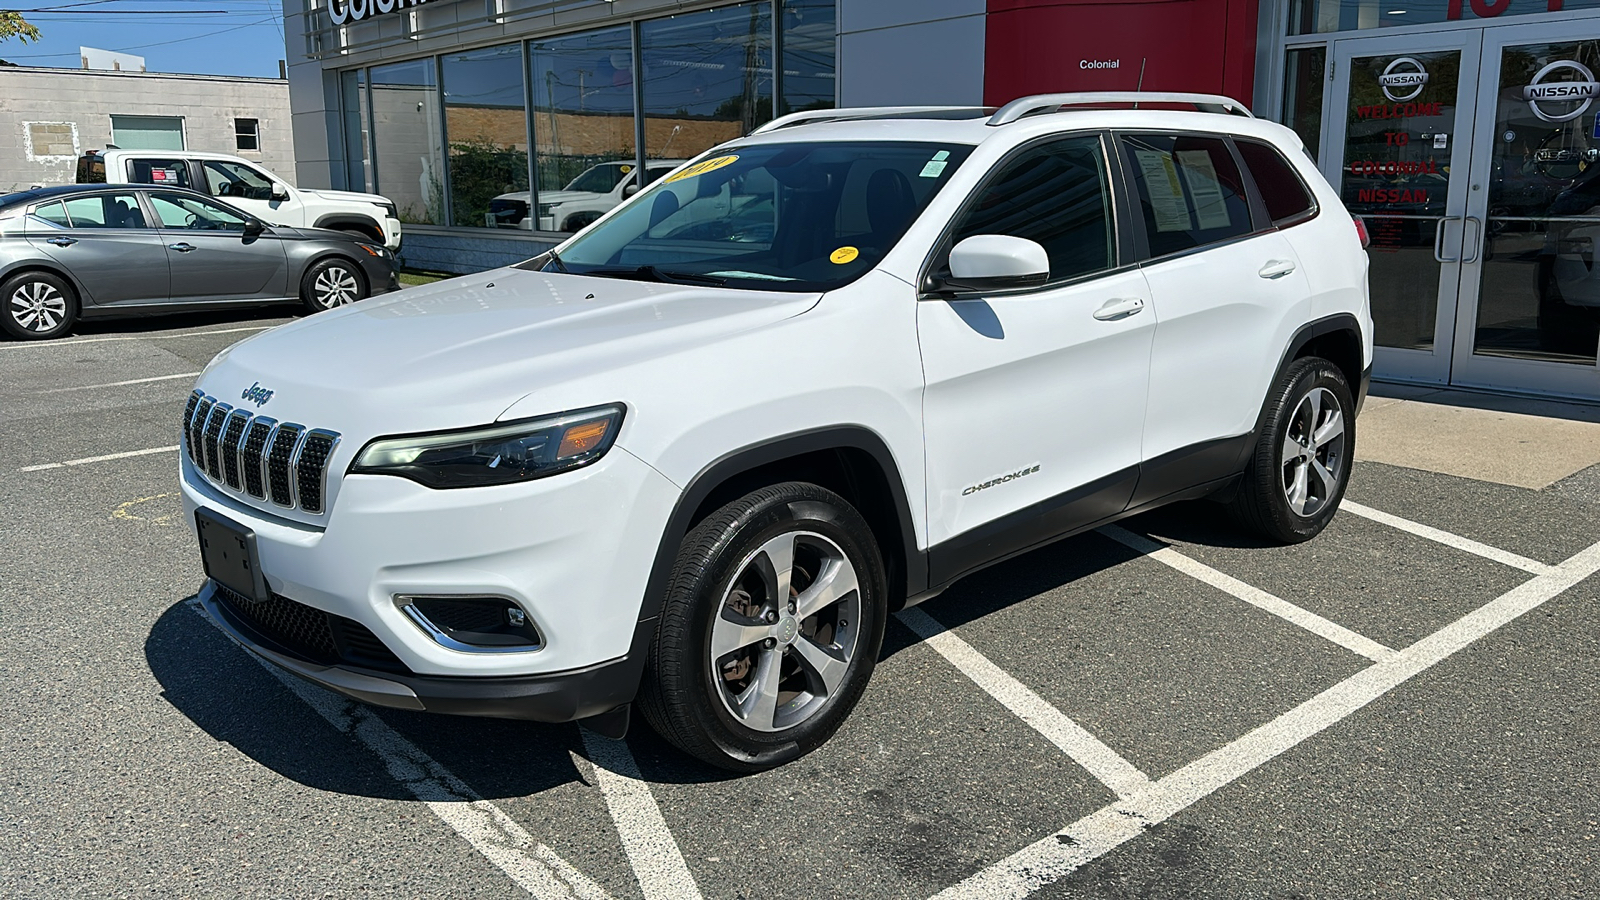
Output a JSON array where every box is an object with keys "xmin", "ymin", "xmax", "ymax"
[
  {"xmin": 349, "ymin": 404, "xmax": 624, "ymax": 489},
  {"xmin": 377, "ymin": 202, "xmax": 398, "ymax": 219},
  {"xmin": 356, "ymin": 242, "xmax": 391, "ymax": 259}
]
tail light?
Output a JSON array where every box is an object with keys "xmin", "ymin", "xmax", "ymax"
[{"xmin": 1352, "ymin": 215, "xmax": 1371, "ymax": 249}]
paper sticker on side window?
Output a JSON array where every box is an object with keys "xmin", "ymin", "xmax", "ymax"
[
  {"xmin": 1132, "ymin": 149, "xmax": 1193, "ymax": 233},
  {"xmin": 1176, "ymin": 150, "xmax": 1232, "ymax": 230}
]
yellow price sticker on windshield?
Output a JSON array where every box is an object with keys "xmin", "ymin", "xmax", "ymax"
[
  {"xmin": 664, "ymin": 155, "xmax": 739, "ymax": 184},
  {"xmin": 829, "ymin": 246, "xmax": 860, "ymax": 265}
]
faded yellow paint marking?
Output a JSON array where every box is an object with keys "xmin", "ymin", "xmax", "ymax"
[{"xmin": 112, "ymin": 492, "xmax": 176, "ymax": 527}]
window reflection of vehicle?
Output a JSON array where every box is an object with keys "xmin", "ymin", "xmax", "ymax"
[
  {"xmin": 1534, "ymin": 162, "xmax": 1600, "ymax": 353},
  {"xmin": 487, "ymin": 160, "xmax": 685, "ymax": 233}
]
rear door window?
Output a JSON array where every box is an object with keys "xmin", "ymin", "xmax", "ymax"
[
  {"xmin": 127, "ymin": 158, "xmax": 193, "ymax": 188},
  {"xmin": 30, "ymin": 201, "xmax": 71, "ymax": 228},
  {"xmin": 1120, "ymin": 134, "xmax": 1253, "ymax": 257},
  {"xmin": 56, "ymin": 194, "xmax": 149, "ymax": 228},
  {"xmin": 1234, "ymin": 138, "xmax": 1318, "ymax": 226}
]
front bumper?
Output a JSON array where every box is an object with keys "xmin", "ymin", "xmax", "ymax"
[{"xmin": 198, "ymin": 579, "xmax": 649, "ymax": 721}]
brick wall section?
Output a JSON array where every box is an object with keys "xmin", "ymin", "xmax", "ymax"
[{"xmin": 0, "ymin": 67, "xmax": 292, "ymax": 193}]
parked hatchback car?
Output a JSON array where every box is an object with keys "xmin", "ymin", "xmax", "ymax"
[
  {"xmin": 0, "ymin": 185, "xmax": 398, "ymax": 340},
  {"xmin": 182, "ymin": 93, "xmax": 1372, "ymax": 772}
]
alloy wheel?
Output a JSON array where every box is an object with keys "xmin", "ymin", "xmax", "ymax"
[
  {"xmin": 9, "ymin": 281, "xmax": 67, "ymax": 333},
  {"xmin": 314, "ymin": 266, "xmax": 360, "ymax": 308},
  {"xmin": 1280, "ymin": 386, "xmax": 1346, "ymax": 517},
  {"xmin": 709, "ymin": 530, "xmax": 862, "ymax": 733}
]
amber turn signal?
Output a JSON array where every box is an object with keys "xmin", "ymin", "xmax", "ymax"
[{"xmin": 558, "ymin": 420, "xmax": 612, "ymax": 458}]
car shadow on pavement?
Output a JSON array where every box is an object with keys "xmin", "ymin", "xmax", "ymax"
[
  {"xmin": 145, "ymin": 596, "xmax": 593, "ymax": 801},
  {"xmin": 68, "ymin": 306, "xmax": 298, "ymax": 338}
]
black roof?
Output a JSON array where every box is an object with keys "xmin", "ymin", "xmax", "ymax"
[{"xmin": 0, "ymin": 183, "xmax": 209, "ymax": 209}]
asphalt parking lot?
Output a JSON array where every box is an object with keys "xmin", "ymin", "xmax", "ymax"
[{"xmin": 3, "ymin": 314, "xmax": 1599, "ymax": 899}]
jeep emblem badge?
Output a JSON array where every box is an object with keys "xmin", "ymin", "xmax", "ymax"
[{"xmin": 241, "ymin": 382, "xmax": 275, "ymax": 407}]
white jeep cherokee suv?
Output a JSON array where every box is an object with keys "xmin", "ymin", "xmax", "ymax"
[{"xmin": 182, "ymin": 93, "xmax": 1372, "ymax": 772}]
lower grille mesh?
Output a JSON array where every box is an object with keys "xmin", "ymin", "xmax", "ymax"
[{"xmin": 212, "ymin": 582, "xmax": 408, "ymax": 674}]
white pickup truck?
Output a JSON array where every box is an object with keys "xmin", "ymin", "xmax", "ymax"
[{"xmin": 77, "ymin": 149, "xmax": 402, "ymax": 251}]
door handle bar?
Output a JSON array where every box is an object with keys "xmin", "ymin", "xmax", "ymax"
[
  {"xmin": 1433, "ymin": 216, "xmax": 1463, "ymax": 264},
  {"xmin": 1461, "ymin": 216, "xmax": 1483, "ymax": 265},
  {"xmin": 46, "ymin": 236, "xmax": 77, "ymax": 247},
  {"xmin": 168, "ymin": 243, "xmax": 197, "ymax": 253},
  {"xmin": 1092, "ymin": 296, "xmax": 1146, "ymax": 321},
  {"xmin": 1258, "ymin": 259, "xmax": 1297, "ymax": 279}
]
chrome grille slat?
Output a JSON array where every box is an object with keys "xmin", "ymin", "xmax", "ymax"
[
  {"xmin": 221, "ymin": 410, "xmax": 250, "ymax": 489},
  {"xmin": 183, "ymin": 392, "xmax": 337, "ymax": 515}
]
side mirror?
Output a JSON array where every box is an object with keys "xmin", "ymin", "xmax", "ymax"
[
  {"xmin": 940, "ymin": 235, "xmax": 1050, "ymax": 292},
  {"xmin": 270, "ymin": 185, "xmax": 290, "ymax": 202},
  {"xmin": 243, "ymin": 218, "xmax": 265, "ymax": 237},
  {"xmin": 623, "ymin": 183, "xmax": 640, "ymax": 197}
]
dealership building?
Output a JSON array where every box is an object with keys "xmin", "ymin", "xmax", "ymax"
[{"xmin": 283, "ymin": 0, "xmax": 1600, "ymax": 401}]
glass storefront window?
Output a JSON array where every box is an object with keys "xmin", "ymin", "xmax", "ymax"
[
  {"xmin": 640, "ymin": 3, "xmax": 774, "ymax": 164},
  {"xmin": 1282, "ymin": 46, "xmax": 1326, "ymax": 162},
  {"xmin": 370, "ymin": 59, "xmax": 446, "ymax": 225},
  {"xmin": 1288, "ymin": 0, "xmax": 1600, "ymax": 36},
  {"xmin": 528, "ymin": 25, "xmax": 639, "ymax": 234},
  {"xmin": 340, "ymin": 69, "xmax": 371, "ymax": 193},
  {"xmin": 442, "ymin": 43, "xmax": 529, "ymax": 229},
  {"xmin": 780, "ymin": 0, "xmax": 836, "ymax": 114},
  {"xmin": 1473, "ymin": 39, "xmax": 1600, "ymax": 365}
]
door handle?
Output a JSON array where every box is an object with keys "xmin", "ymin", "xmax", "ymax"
[
  {"xmin": 1258, "ymin": 259, "xmax": 1297, "ymax": 279},
  {"xmin": 1433, "ymin": 216, "xmax": 1463, "ymax": 263},
  {"xmin": 46, "ymin": 237, "xmax": 77, "ymax": 247},
  {"xmin": 1092, "ymin": 296, "xmax": 1146, "ymax": 321},
  {"xmin": 168, "ymin": 242, "xmax": 197, "ymax": 253},
  {"xmin": 1461, "ymin": 216, "xmax": 1483, "ymax": 265}
]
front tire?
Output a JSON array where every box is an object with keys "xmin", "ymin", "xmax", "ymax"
[
  {"xmin": 300, "ymin": 257, "xmax": 367, "ymax": 313},
  {"xmin": 1228, "ymin": 357, "xmax": 1354, "ymax": 543},
  {"xmin": 2, "ymin": 271, "xmax": 78, "ymax": 340},
  {"xmin": 638, "ymin": 482, "xmax": 888, "ymax": 772}
]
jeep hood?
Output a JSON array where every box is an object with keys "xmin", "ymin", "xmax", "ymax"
[{"xmin": 198, "ymin": 268, "xmax": 821, "ymax": 440}]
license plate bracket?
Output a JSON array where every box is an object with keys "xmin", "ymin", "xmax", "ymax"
[{"xmin": 195, "ymin": 508, "xmax": 269, "ymax": 603}]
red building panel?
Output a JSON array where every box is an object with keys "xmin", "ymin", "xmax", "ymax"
[{"xmin": 985, "ymin": 0, "xmax": 1261, "ymax": 109}]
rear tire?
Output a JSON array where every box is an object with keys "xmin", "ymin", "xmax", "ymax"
[
  {"xmin": 1228, "ymin": 357, "xmax": 1354, "ymax": 543},
  {"xmin": 638, "ymin": 482, "xmax": 887, "ymax": 772},
  {"xmin": 300, "ymin": 257, "xmax": 367, "ymax": 313},
  {"xmin": 2, "ymin": 271, "xmax": 78, "ymax": 340}
]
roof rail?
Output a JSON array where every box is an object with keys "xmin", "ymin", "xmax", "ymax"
[
  {"xmin": 987, "ymin": 92, "xmax": 1254, "ymax": 126},
  {"xmin": 752, "ymin": 106, "xmax": 991, "ymax": 134}
]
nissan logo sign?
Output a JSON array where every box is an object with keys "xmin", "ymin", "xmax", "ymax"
[
  {"xmin": 1522, "ymin": 60, "xmax": 1600, "ymax": 123},
  {"xmin": 1378, "ymin": 57, "xmax": 1429, "ymax": 103},
  {"xmin": 328, "ymin": 0, "xmax": 432, "ymax": 26}
]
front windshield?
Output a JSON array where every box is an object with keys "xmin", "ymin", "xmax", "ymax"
[{"xmin": 539, "ymin": 141, "xmax": 974, "ymax": 291}]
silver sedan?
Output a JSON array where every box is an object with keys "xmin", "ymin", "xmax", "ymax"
[{"xmin": 0, "ymin": 184, "xmax": 399, "ymax": 340}]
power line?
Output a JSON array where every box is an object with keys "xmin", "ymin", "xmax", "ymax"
[{"xmin": 1, "ymin": 14, "xmax": 280, "ymax": 57}]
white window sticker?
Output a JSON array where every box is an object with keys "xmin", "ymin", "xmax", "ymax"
[
  {"xmin": 1133, "ymin": 149, "xmax": 1193, "ymax": 233},
  {"xmin": 920, "ymin": 149, "xmax": 952, "ymax": 178},
  {"xmin": 1176, "ymin": 150, "xmax": 1232, "ymax": 230}
]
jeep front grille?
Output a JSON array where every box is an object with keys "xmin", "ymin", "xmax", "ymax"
[{"xmin": 184, "ymin": 390, "xmax": 340, "ymax": 515}]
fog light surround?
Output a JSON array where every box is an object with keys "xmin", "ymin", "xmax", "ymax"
[{"xmin": 396, "ymin": 594, "xmax": 543, "ymax": 653}]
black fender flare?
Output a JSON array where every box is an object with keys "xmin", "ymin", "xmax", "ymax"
[
  {"xmin": 312, "ymin": 214, "xmax": 383, "ymax": 238},
  {"xmin": 612, "ymin": 426, "xmax": 924, "ymax": 701}
]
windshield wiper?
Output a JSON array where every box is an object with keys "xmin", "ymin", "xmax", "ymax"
[
  {"xmin": 544, "ymin": 249, "xmax": 569, "ymax": 273},
  {"xmin": 580, "ymin": 265, "xmax": 727, "ymax": 287}
]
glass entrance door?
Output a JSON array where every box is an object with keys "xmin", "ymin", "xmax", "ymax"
[
  {"xmin": 1326, "ymin": 33, "xmax": 1483, "ymax": 385},
  {"xmin": 1453, "ymin": 25, "xmax": 1600, "ymax": 399}
]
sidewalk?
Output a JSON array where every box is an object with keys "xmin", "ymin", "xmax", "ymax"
[{"xmin": 1356, "ymin": 383, "xmax": 1600, "ymax": 501}]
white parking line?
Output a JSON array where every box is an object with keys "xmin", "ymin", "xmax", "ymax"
[
  {"xmin": 0, "ymin": 325, "xmax": 274, "ymax": 350},
  {"xmin": 37, "ymin": 371, "xmax": 200, "ymax": 393},
  {"xmin": 931, "ymin": 536, "xmax": 1600, "ymax": 900},
  {"xmin": 897, "ymin": 607, "xmax": 1153, "ymax": 800},
  {"xmin": 577, "ymin": 730, "xmax": 705, "ymax": 900},
  {"xmin": 1099, "ymin": 526, "xmax": 1397, "ymax": 663},
  {"xmin": 19, "ymin": 445, "xmax": 178, "ymax": 472},
  {"xmin": 1340, "ymin": 500, "xmax": 1556, "ymax": 575},
  {"xmin": 187, "ymin": 601, "xmax": 614, "ymax": 899}
]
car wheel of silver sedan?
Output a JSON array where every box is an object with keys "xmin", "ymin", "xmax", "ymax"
[
  {"xmin": 300, "ymin": 258, "xmax": 367, "ymax": 313},
  {"xmin": 639, "ymin": 482, "xmax": 887, "ymax": 772},
  {"xmin": 1, "ymin": 271, "xmax": 78, "ymax": 341}
]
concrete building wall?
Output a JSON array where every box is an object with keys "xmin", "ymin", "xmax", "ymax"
[
  {"xmin": 837, "ymin": 0, "xmax": 986, "ymax": 107},
  {"xmin": 0, "ymin": 67, "xmax": 293, "ymax": 193}
]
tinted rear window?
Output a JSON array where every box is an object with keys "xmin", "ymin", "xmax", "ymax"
[{"xmin": 1236, "ymin": 139, "xmax": 1317, "ymax": 225}]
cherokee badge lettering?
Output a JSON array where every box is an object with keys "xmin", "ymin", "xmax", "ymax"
[{"xmin": 962, "ymin": 465, "xmax": 1042, "ymax": 496}]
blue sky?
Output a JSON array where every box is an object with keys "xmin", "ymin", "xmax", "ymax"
[{"xmin": 2, "ymin": 1, "xmax": 287, "ymax": 78}]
